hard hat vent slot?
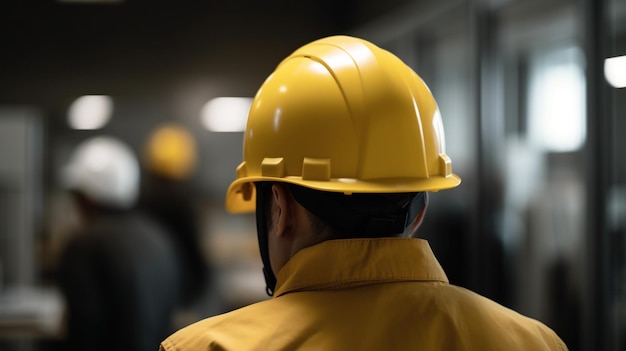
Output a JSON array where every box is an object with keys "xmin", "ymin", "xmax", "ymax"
[
  {"xmin": 439, "ymin": 154, "xmax": 452, "ymax": 177},
  {"xmin": 261, "ymin": 158, "xmax": 286, "ymax": 178},
  {"xmin": 302, "ymin": 158, "xmax": 331, "ymax": 181},
  {"xmin": 236, "ymin": 162, "xmax": 248, "ymax": 178}
]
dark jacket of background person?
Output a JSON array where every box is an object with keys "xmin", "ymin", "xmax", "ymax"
[
  {"xmin": 140, "ymin": 172, "xmax": 208, "ymax": 309},
  {"xmin": 59, "ymin": 210, "xmax": 180, "ymax": 351}
]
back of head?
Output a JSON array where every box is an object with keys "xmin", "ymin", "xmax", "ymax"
[{"xmin": 63, "ymin": 136, "xmax": 140, "ymax": 210}]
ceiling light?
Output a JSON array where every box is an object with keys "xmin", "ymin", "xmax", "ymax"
[
  {"xmin": 604, "ymin": 55, "xmax": 626, "ymax": 88},
  {"xmin": 68, "ymin": 95, "xmax": 113, "ymax": 130},
  {"xmin": 200, "ymin": 97, "xmax": 252, "ymax": 132}
]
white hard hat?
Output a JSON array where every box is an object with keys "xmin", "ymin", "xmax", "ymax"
[{"xmin": 63, "ymin": 136, "xmax": 140, "ymax": 209}]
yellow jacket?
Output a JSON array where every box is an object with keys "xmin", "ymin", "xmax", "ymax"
[{"xmin": 161, "ymin": 238, "xmax": 568, "ymax": 350}]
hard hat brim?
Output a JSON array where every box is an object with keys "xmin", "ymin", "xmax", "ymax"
[{"xmin": 225, "ymin": 174, "xmax": 461, "ymax": 213}]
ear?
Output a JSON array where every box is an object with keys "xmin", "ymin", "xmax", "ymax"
[{"xmin": 270, "ymin": 183, "xmax": 294, "ymax": 238}]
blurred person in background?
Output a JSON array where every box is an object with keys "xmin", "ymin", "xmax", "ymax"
[
  {"xmin": 140, "ymin": 123, "xmax": 213, "ymax": 326},
  {"xmin": 160, "ymin": 35, "xmax": 568, "ymax": 350},
  {"xmin": 58, "ymin": 135, "xmax": 180, "ymax": 351}
]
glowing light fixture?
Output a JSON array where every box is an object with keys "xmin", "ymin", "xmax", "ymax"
[
  {"xmin": 68, "ymin": 95, "xmax": 113, "ymax": 130},
  {"xmin": 604, "ymin": 55, "xmax": 626, "ymax": 88},
  {"xmin": 200, "ymin": 97, "xmax": 252, "ymax": 132},
  {"xmin": 527, "ymin": 46, "xmax": 586, "ymax": 152}
]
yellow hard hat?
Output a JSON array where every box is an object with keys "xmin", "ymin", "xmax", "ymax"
[
  {"xmin": 226, "ymin": 35, "xmax": 461, "ymax": 213},
  {"xmin": 144, "ymin": 123, "xmax": 197, "ymax": 180}
]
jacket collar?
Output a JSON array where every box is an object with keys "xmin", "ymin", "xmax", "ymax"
[{"xmin": 274, "ymin": 238, "xmax": 448, "ymax": 298}]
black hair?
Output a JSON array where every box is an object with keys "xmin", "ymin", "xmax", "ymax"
[{"xmin": 285, "ymin": 183, "xmax": 426, "ymax": 239}]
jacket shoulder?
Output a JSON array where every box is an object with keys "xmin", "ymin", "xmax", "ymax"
[
  {"xmin": 437, "ymin": 284, "xmax": 568, "ymax": 350},
  {"xmin": 160, "ymin": 298, "xmax": 279, "ymax": 351}
]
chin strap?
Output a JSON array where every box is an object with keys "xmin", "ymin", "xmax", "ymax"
[{"xmin": 255, "ymin": 182, "xmax": 276, "ymax": 296}]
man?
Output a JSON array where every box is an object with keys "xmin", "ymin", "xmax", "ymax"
[
  {"xmin": 58, "ymin": 136, "xmax": 180, "ymax": 351},
  {"xmin": 140, "ymin": 124, "xmax": 211, "ymax": 315},
  {"xmin": 160, "ymin": 35, "xmax": 567, "ymax": 350}
]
